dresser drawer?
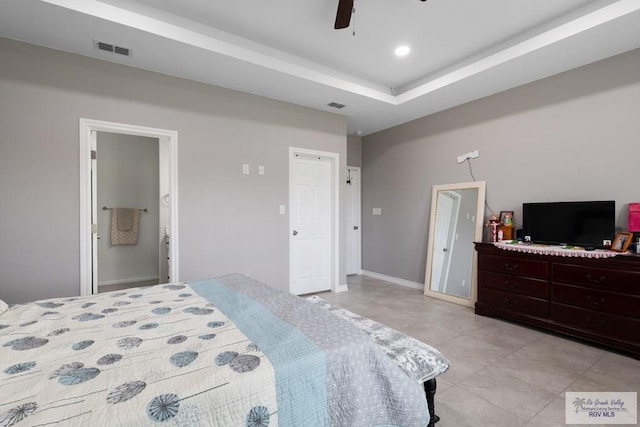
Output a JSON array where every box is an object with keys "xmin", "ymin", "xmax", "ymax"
[
  {"xmin": 475, "ymin": 242, "xmax": 640, "ymax": 357},
  {"xmin": 480, "ymin": 271, "xmax": 549, "ymax": 299},
  {"xmin": 478, "ymin": 288, "xmax": 549, "ymax": 318},
  {"xmin": 553, "ymin": 283, "xmax": 640, "ymax": 318},
  {"xmin": 480, "ymin": 255, "xmax": 549, "ymax": 279},
  {"xmin": 550, "ymin": 303, "xmax": 640, "ymax": 342},
  {"xmin": 553, "ymin": 263, "xmax": 640, "ymax": 294}
]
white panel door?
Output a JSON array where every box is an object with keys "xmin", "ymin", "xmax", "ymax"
[
  {"xmin": 290, "ymin": 154, "xmax": 333, "ymax": 295},
  {"xmin": 346, "ymin": 167, "xmax": 361, "ymax": 275}
]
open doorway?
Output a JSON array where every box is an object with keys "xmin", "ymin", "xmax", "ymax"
[
  {"xmin": 96, "ymin": 132, "xmax": 162, "ymax": 292},
  {"xmin": 345, "ymin": 166, "xmax": 361, "ymax": 275},
  {"xmin": 79, "ymin": 119, "xmax": 179, "ymax": 296}
]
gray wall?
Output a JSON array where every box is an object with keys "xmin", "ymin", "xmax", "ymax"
[
  {"xmin": 362, "ymin": 47, "xmax": 640, "ymax": 284},
  {"xmin": 97, "ymin": 132, "xmax": 159, "ymax": 285},
  {"xmin": 0, "ymin": 38, "xmax": 346, "ymax": 304},
  {"xmin": 347, "ymin": 135, "xmax": 362, "ymax": 167}
]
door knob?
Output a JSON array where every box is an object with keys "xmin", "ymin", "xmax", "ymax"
[
  {"xmin": 353, "ymin": 226, "xmax": 359, "ymax": 230},
  {"xmin": 442, "ymin": 248, "xmax": 448, "ymax": 252},
  {"xmin": 293, "ymin": 230, "xmax": 298, "ymax": 236}
]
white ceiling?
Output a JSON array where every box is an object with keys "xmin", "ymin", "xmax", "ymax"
[{"xmin": 1, "ymin": 0, "xmax": 640, "ymax": 135}]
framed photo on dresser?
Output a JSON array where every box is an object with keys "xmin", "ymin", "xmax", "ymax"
[
  {"xmin": 499, "ymin": 211, "xmax": 514, "ymax": 226},
  {"xmin": 611, "ymin": 232, "xmax": 633, "ymax": 252}
]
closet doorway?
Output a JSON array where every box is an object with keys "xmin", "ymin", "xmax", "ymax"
[{"xmin": 79, "ymin": 119, "xmax": 179, "ymax": 296}]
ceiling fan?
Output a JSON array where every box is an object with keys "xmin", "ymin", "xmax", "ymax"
[
  {"xmin": 334, "ymin": 0, "xmax": 353, "ymax": 29},
  {"xmin": 334, "ymin": 0, "xmax": 427, "ymax": 30}
]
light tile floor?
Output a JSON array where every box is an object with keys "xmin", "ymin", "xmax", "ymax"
[
  {"xmin": 98, "ymin": 278, "xmax": 160, "ymax": 293},
  {"xmin": 316, "ymin": 274, "xmax": 640, "ymax": 427}
]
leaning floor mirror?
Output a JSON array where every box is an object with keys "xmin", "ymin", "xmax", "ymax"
[{"xmin": 424, "ymin": 181, "xmax": 486, "ymax": 307}]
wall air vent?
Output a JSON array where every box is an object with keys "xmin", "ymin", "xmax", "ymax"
[
  {"xmin": 94, "ymin": 40, "xmax": 132, "ymax": 57},
  {"xmin": 327, "ymin": 102, "xmax": 346, "ymax": 109}
]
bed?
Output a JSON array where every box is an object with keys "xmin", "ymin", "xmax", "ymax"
[{"xmin": 0, "ymin": 274, "xmax": 449, "ymax": 426}]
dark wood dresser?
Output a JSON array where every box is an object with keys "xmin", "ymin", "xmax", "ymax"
[{"xmin": 474, "ymin": 242, "xmax": 640, "ymax": 358}]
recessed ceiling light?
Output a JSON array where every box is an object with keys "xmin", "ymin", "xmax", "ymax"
[{"xmin": 395, "ymin": 45, "xmax": 410, "ymax": 57}]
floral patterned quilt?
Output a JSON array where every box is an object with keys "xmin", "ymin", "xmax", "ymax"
[
  {"xmin": 306, "ymin": 296, "xmax": 449, "ymax": 383},
  {"xmin": 0, "ymin": 274, "xmax": 430, "ymax": 426}
]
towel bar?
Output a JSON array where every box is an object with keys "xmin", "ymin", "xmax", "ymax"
[{"xmin": 102, "ymin": 206, "xmax": 148, "ymax": 212}]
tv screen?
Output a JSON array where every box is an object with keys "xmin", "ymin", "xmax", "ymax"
[{"xmin": 522, "ymin": 201, "xmax": 615, "ymax": 248}]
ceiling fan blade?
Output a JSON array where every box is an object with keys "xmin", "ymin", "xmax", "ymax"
[{"xmin": 334, "ymin": 0, "xmax": 354, "ymax": 29}]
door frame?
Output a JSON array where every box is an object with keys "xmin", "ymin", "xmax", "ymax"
[
  {"xmin": 79, "ymin": 118, "xmax": 179, "ymax": 295},
  {"xmin": 346, "ymin": 166, "xmax": 361, "ymax": 275},
  {"xmin": 288, "ymin": 147, "xmax": 340, "ymax": 293}
]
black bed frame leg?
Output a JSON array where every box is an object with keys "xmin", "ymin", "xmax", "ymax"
[{"xmin": 424, "ymin": 378, "xmax": 440, "ymax": 427}]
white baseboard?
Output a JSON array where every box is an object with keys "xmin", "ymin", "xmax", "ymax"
[
  {"xmin": 98, "ymin": 276, "xmax": 159, "ymax": 287},
  {"xmin": 335, "ymin": 283, "xmax": 349, "ymax": 293},
  {"xmin": 360, "ymin": 270, "xmax": 424, "ymax": 291}
]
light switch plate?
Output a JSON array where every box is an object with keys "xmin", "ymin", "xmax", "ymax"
[
  {"xmin": 259, "ymin": 165, "xmax": 265, "ymax": 175},
  {"xmin": 279, "ymin": 205, "xmax": 286, "ymax": 215},
  {"xmin": 242, "ymin": 164, "xmax": 250, "ymax": 175},
  {"xmin": 372, "ymin": 208, "xmax": 382, "ymax": 215}
]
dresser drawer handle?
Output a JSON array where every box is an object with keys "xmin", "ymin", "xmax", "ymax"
[
  {"xmin": 586, "ymin": 274, "xmax": 606, "ymax": 285},
  {"xmin": 588, "ymin": 316, "xmax": 607, "ymax": 327},
  {"xmin": 504, "ymin": 280, "xmax": 519, "ymax": 289},
  {"xmin": 585, "ymin": 295, "xmax": 606, "ymax": 306},
  {"xmin": 504, "ymin": 297, "xmax": 519, "ymax": 306},
  {"xmin": 503, "ymin": 263, "xmax": 519, "ymax": 271}
]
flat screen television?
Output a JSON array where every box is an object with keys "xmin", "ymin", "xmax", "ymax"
[{"xmin": 522, "ymin": 201, "xmax": 615, "ymax": 248}]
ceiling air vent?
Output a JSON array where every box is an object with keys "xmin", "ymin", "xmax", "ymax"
[
  {"xmin": 114, "ymin": 46, "xmax": 130, "ymax": 56},
  {"xmin": 327, "ymin": 102, "xmax": 346, "ymax": 109},
  {"xmin": 94, "ymin": 40, "xmax": 132, "ymax": 57},
  {"xmin": 97, "ymin": 41, "xmax": 114, "ymax": 53}
]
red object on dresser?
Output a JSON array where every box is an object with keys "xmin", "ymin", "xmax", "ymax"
[{"xmin": 629, "ymin": 203, "xmax": 640, "ymax": 232}]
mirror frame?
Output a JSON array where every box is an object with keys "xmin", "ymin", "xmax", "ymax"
[{"xmin": 423, "ymin": 181, "xmax": 486, "ymax": 307}]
